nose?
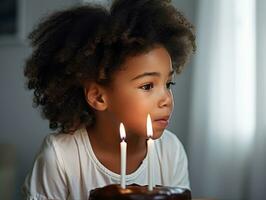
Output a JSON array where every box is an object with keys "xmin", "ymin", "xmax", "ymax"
[{"xmin": 158, "ymin": 88, "xmax": 173, "ymax": 108}]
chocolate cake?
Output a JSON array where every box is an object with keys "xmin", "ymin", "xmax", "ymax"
[{"xmin": 89, "ymin": 184, "xmax": 191, "ymax": 200}]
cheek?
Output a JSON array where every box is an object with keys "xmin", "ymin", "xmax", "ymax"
[
  {"xmin": 108, "ymin": 90, "xmax": 149, "ymax": 117},
  {"xmin": 119, "ymin": 93, "xmax": 151, "ymax": 135},
  {"xmin": 122, "ymin": 95, "xmax": 150, "ymax": 122},
  {"xmin": 108, "ymin": 88, "xmax": 157, "ymax": 135},
  {"xmin": 121, "ymin": 90, "xmax": 150, "ymax": 111}
]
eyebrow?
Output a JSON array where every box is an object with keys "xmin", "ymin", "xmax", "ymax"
[{"xmin": 131, "ymin": 70, "xmax": 174, "ymax": 81}]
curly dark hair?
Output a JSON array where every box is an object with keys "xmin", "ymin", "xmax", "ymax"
[{"xmin": 24, "ymin": 0, "xmax": 196, "ymax": 133}]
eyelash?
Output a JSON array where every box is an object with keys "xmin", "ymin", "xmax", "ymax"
[{"xmin": 140, "ymin": 81, "xmax": 176, "ymax": 91}]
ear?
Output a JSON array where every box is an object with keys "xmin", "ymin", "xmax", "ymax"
[{"xmin": 84, "ymin": 83, "xmax": 108, "ymax": 111}]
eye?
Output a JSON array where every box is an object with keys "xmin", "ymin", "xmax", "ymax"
[
  {"xmin": 166, "ymin": 81, "xmax": 176, "ymax": 89},
  {"xmin": 140, "ymin": 83, "xmax": 154, "ymax": 91}
]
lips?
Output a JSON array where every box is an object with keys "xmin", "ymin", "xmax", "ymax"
[
  {"xmin": 154, "ymin": 115, "xmax": 170, "ymax": 121},
  {"xmin": 153, "ymin": 116, "xmax": 170, "ymax": 128}
]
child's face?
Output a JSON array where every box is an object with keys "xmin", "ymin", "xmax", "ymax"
[{"xmin": 105, "ymin": 46, "xmax": 174, "ymax": 139}]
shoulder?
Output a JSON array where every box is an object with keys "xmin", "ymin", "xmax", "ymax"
[
  {"xmin": 154, "ymin": 129, "xmax": 187, "ymax": 162},
  {"xmin": 156, "ymin": 129, "xmax": 183, "ymax": 149},
  {"xmin": 43, "ymin": 127, "xmax": 84, "ymax": 152},
  {"xmin": 40, "ymin": 128, "xmax": 85, "ymax": 170},
  {"xmin": 154, "ymin": 130, "xmax": 190, "ymax": 188},
  {"xmin": 22, "ymin": 132, "xmax": 76, "ymax": 199}
]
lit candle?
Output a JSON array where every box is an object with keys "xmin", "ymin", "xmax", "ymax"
[
  {"xmin": 147, "ymin": 114, "xmax": 154, "ymax": 191},
  {"xmin": 120, "ymin": 123, "xmax": 127, "ymax": 189}
]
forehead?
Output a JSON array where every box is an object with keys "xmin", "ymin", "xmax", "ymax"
[{"xmin": 113, "ymin": 46, "xmax": 173, "ymax": 81}]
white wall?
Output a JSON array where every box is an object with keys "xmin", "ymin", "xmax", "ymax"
[{"xmin": 0, "ymin": 0, "xmax": 195, "ymax": 199}]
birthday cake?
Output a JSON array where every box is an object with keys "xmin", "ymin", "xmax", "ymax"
[{"xmin": 89, "ymin": 184, "xmax": 191, "ymax": 200}]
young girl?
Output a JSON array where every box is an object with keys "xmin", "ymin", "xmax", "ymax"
[{"xmin": 22, "ymin": 0, "xmax": 196, "ymax": 199}]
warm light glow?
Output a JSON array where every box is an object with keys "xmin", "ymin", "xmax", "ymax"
[
  {"xmin": 147, "ymin": 114, "xmax": 153, "ymax": 138},
  {"xmin": 120, "ymin": 123, "xmax": 126, "ymax": 139},
  {"xmin": 120, "ymin": 189, "xmax": 133, "ymax": 194}
]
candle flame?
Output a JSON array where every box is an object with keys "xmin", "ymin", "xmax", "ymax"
[
  {"xmin": 120, "ymin": 123, "xmax": 126, "ymax": 140},
  {"xmin": 147, "ymin": 114, "xmax": 153, "ymax": 138}
]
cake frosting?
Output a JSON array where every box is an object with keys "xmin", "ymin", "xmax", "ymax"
[{"xmin": 89, "ymin": 184, "xmax": 191, "ymax": 200}]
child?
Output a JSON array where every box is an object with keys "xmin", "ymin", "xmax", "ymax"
[{"xmin": 22, "ymin": 0, "xmax": 196, "ymax": 199}]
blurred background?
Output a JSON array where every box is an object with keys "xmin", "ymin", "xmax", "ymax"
[{"xmin": 0, "ymin": 0, "xmax": 265, "ymax": 199}]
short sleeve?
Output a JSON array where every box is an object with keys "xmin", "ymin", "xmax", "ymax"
[
  {"xmin": 22, "ymin": 134, "xmax": 68, "ymax": 200},
  {"xmin": 171, "ymin": 137, "xmax": 190, "ymax": 189},
  {"xmin": 159, "ymin": 131, "xmax": 190, "ymax": 190}
]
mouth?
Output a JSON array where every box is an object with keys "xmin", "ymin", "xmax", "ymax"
[{"xmin": 153, "ymin": 116, "xmax": 170, "ymax": 128}]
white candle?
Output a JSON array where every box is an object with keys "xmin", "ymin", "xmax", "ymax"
[
  {"xmin": 120, "ymin": 123, "xmax": 127, "ymax": 189},
  {"xmin": 147, "ymin": 114, "xmax": 154, "ymax": 191}
]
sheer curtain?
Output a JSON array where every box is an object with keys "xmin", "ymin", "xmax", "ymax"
[
  {"xmin": 187, "ymin": 0, "xmax": 265, "ymax": 199},
  {"xmin": 249, "ymin": 0, "xmax": 266, "ymax": 199}
]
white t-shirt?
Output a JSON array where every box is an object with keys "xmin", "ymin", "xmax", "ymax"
[{"xmin": 22, "ymin": 127, "xmax": 190, "ymax": 200}]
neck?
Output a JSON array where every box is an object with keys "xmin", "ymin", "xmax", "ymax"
[
  {"xmin": 87, "ymin": 112, "xmax": 147, "ymax": 156},
  {"xmin": 86, "ymin": 113, "xmax": 148, "ymax": 174}
]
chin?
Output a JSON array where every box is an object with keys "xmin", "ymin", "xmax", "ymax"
[{"xmin": 152, "ymin": 129, "xmax": 165, "ymax": 139}]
